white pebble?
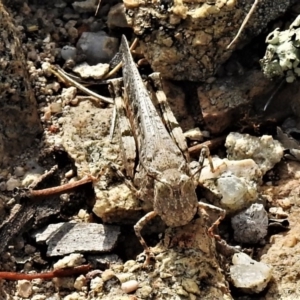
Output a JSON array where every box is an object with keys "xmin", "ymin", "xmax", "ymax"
[
  {"xmin": 74, "ymin": 274, "xmax": 87, "ymax": 290},
  {"xmin": 65, "ymin": 169, "xmax": 74, "ymax": 178},
  {"xmin": 17, "ymin": 280, "xmax": 33, "ymax": 298},
  {"xmin": 121, "ymin": 280, "xmax": 139, "ymax": 294},
  {"xmin": 54, "ymin": 253, "xmax": 85, "ymax": 270}
]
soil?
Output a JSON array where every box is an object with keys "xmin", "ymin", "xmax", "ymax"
[{"xmin": 1, "ymin": 1, "xmax": 300, "ymax": 299}]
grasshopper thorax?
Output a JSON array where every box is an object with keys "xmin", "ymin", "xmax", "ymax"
[{"xmin": 153, "ymin": 168, "xmax": 198, "ymax": 227}]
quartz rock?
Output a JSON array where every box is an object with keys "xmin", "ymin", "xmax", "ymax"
[
  {"xmin": 225, "ymin": 132, "xmax": 284, "ymax": 175},
  {"xmin": 199, "ymin": 157, "xmax": 260, "ymax": 213},
  {"xmin": 230, "ymin": 253, "xmax": 272, "ymax": 294},
  {"xmin": 231, "ymin": 204, "xmax": 268, "ymax": 244},
  {"xmin": 73, "ymin": 62, "xmax": 109, "ymax": 79}
]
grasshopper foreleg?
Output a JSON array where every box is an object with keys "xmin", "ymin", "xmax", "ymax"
[
  {"xmin": 198, "ymin": 202, "xmax": 226, "ymax": 240},
  {"xmin": 134, "ymin": 211, "xmax": 158, "ymax": 265}
]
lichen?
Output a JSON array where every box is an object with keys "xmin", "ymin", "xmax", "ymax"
[{"xmin": 260, "ymin": 15, "xmax": 300, "ymax": 83}]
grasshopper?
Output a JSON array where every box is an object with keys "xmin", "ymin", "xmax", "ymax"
[{"xmin": 109, "ymin": 35, "xmax": 225, "ymax": 262}]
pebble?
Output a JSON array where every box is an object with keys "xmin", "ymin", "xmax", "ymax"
[
  {"xmin": 0, "ymin": 181, "xmax": 7, "ymax": 191},
  {"xmin": 61, "ymin": 45, "xmax": 77, "ymax": 61},
  {"xmin": 61, "ymin": 87, "xmax": 77, "ymax": 105},
  {"xmin": 24, "ymin": 244, "xmax": 36, "ymax": 254},
  {"xmin": 74, "ymin": 275, "xmax": 87, "ymax": 290},
  {"xmin": 6, "ymin": 177, "xmax": 21, "ymax": 191},
  {"xmin": 17, "ymin": 280, "xmax": 33, "ymax": 298},
  {"xmin": 50, "ymin": 102, "xmax": 62, "ymax": 114},
  {"xmin": 90, "ymin": 277, "xmax": 104, "ymax": 292},
  {"xmin": 63, "ymin": 292, "xmax": 84, "ymax": 300},
  {"xmin": 121, "ymin": 280, "xmax": 139, "ymax": 293},
  {"xmin": 136, "ymin": 284, "xmax": 152, "ymax": 298},
  {"xmin": 54, "ymin": 254, "xmax": 86, "ymax": 270},
  {"xmin": 72, "ymin": 0, "xmax": 97, "ymax": 13},
  {"xmin": 73, "ymin": 62, "xmax": 109, "ymax": 79},
  {"xmin": 14, "ymin": 166, "xmax": 25, "ymax": 177},
  {"xmin": 107, "ymin": 3, "xmax": 129, "ymax": 29},
  {"xmin": 230, "ymin": 253, "xmax": 272, "ymax": 294},
  {"xmin": 101, "ymin": 269, "xmax": 115, "ymax": 282},
  {"xmin": 65, "ymin": 169, "xmax": 74, "ymax": 178},
  {"xmin": 76, "ymin": 31, "xmax": 119, "ymax": 65},
  {"xmin": 32, "ymin": 295, "xmax": 47, "ymax": 300},
  {"xmin": 231, "ymin": 203, "xmax": 268, "ymax": 244},
  {"xmin": 182, "ymin": 278, "xmax": 201, "ymax": 295}
]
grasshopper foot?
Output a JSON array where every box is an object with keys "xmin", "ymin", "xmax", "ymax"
[
  {"xmin": 134, "ymin": 211, "xmax": 158, "ymax": 266},
  {"xmin": 137, "ymin": 248, "xmax": 156, "ymax": 267}
]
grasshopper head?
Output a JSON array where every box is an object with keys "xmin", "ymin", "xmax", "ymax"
[{"xmin": 153, "ymin": 169, "xmax": 198, "ymax": 227}]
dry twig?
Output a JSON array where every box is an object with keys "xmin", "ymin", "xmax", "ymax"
[
  {"xmin": 227, "ymin": 0, "xmax": 259, "ymax": 49},
  {"xmin": 0, "ymin": 265, "xmax": 91, "ymax": 280}
]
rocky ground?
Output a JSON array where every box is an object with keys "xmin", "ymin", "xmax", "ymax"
[{"xmin": 1, "ymin": 0, "xmax": 300, "ymax": 299}]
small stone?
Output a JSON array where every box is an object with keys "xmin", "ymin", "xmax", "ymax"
[
  {"xmin": 76, "ymin": 31, "xmax": 119, "ymax": 65},
  {"xmin": 230, "ymin": 253, "xmax": 272, "ymax": 294},
  {"xmin": 74, "ymin": 275, "xmax": 87, "ymax": 290},
  {"xmin": 101, "ymin": 269, "xmax": 115, "ymax": 282},
  {"xmin": 231, "ymin": 204, "xmax": 268, "ymax": 244},
  {"xmin": 0, "ymin": 181, "xmax": 7, "ymax": 191},
  {"xmin": 73, "ymin": 62, "xmax": 109, "ymax": 79},
  {"xmin": 72, "ymin": 0, "xmax": 97, "ymax": 13},
  {"xmin": 107, "ymin": 3, "xmax": 130, "ymax": 29},
  {"xmin": 136, "ymin": 285, "xmax": 152, "ymax": 298},
  {"xmin": 54, "ymin": 254, "xmax": 85, "ymax": 270},
  {"xmin": 32, "ymin": 295, "xmax": 47, "ymax": 300},
  {"xmin": 63, "ymin": 292, "xmax": 83, "ymax": 300},
  {"xmin": 14, "ymin": 166, "xmax": 25, "ymax": 177},
  {"xmin": 70, "ymin": 98, "xmax": 79, "ymax": 106},
  {"xmin": 61, "ymin": 45, "xmax": 77, "ymax": 61},
  {"xmin": 226, "ymin": 133, "xmax": 284, "ymax": 175},
  {"xmin": 50, "ymin": 102, "xmax": 62, "ymax": 114},
  {"xmin": 61, "ymin": 87, "xmax": 77, "ymax": 105},
  {"xmin": 6, "ymin": 177, "xmax": 21, "ymax": 191},
  {"xmin": 90, "ymin": 277, "xmax": 104, "ymax": 292},
  {"xmin": 121, "ymin": 280, "xmax": 139, "ymax": 294},
  {"xmin": 34, "ymin": 223, "xmax": 120, "ymax": 256},
  {"xmin": 116, "ymin": 273, "xmax": 134, "ymax": 283},
  {"xmin": 182, "ymin": 278, "xmax": 201, "ymax": 295},
  {"xmin": 17, "ymin": 280, "xmax": 33, "ymax": 298},
  {"xmin": 24, "ymin": 244, "xmax": 36, "ymax": 254},
  {"xmin": 283, "ymin": 234, "xmax": 298, "ymax": 247},
  {"xmin": 65, "ymin": 169, "xmax": 74, "ymax": 178}
]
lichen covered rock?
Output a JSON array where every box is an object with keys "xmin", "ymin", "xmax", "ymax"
[{"xmin": 125, "ymin": 0, "xmax": 295, "ymax": 81}]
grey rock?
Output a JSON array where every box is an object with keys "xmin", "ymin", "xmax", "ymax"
[
  {"xmin": 34, "ymin": 222, "xmax": 120, "ymax": 256},
  {"xmin": 231, "ymin": 204, "xmax": 268, "ymax": 244},
  {"xmin": 76, "ymin": 31, "xmax": 119, "ymax": 65},
  {"xmin": 107, "ymin": 3, "xmax": 130, "ymax": 29},
  {"xmin": 61, "ymin": 45, "xmax": 77, "ymax": 61},
  {"xmin": 72, "ymin": 0, "xmax": 97, "ymax": 13}
]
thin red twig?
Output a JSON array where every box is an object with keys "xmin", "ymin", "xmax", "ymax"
[{"xmin": 0, "ymin": 264, "xmax": 92, "ymax": 280}]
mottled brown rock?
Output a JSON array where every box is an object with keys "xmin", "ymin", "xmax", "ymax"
[
  {"xmin": 125, "ymin": 0, "xmax": 296, "ymax": 81},
  {"xmin": 0, "ymin": 1, "xmax": 42, "ymax": 166},
  {"xmin": 197, "ymin": 70, "xmax": 273, "ymax": 134}
]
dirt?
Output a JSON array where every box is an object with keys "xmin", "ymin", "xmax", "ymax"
[{"xmin": 1, "ymin": 0, "xmax": 300, "ymax": 299}]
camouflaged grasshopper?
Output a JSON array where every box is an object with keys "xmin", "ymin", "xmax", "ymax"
[{"xmin": 109, "ymin": 35, "xmax": 225, "ymax": 261}]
